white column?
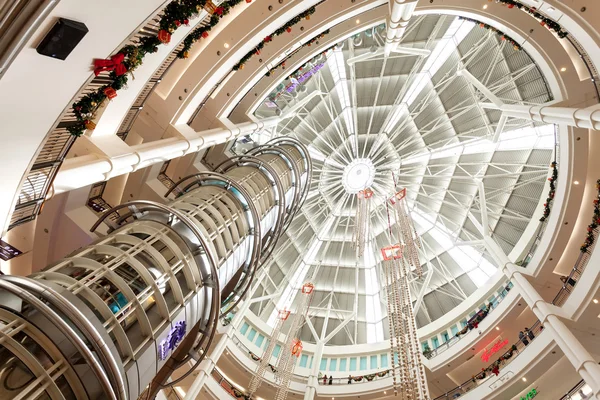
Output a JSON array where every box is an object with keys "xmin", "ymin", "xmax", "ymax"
[
  {"xmin": 484, "ymin": 236, "xmax": 600, "ymax": 399},
  {"xmin": 304, "ymin": 341, "xmax": 324, "ymax": 400},
  {"xmin": 384, "ymin": 0, "xmax": 418, "ymax": 56},
  {"xmin": 183, "ymin": 326, "xmax": 234, "ymax": 400},
  {"xmin": 52, "ymin": 117, "xmax": 282, "ymax": 194},
  {"xmin": 459, "ymin": 67, "xmax": 600, "ymax": 130}
]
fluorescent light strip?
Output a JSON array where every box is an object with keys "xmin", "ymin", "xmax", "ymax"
[{"xmin": 328, "ymin": 49, "xmax": 356, "ymax": 135}]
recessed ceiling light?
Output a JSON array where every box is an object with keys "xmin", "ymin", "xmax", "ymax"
[
  {"xmin": 224, "ymin": 43, "xmax": 230, "ymax": 48},
  {"xmin": 522, "ymin": 377, "xmax": 527, "ymax": 382},
  {"xmin": 594, "ymin": 299, "xmax": 598, "ymax": 304},
  {"xmin": 496, "ymin": 327, "xmax": 500, "ymax": 331},
  {"xmin": 561, "ymin": 67, "xmax": 567, "ymax": 72},
  {"xmin": 483, "ymin": 4, "xmax": 488, "ymax": 9},
  {"xmin": 384, "ymin": 392, "xmax": 387, "ymax": 394},
  {"xmin": 574, "ymin": 180, "xmax": 580, "ymax": 185},
  {"xmin": 356, "ymin": 19, "xmax": 360, "ymax": 24}
]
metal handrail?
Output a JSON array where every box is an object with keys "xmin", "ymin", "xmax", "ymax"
[
  {"xmin": 551, "ymin": 229, "xmax": 598, "ymax": 306},
  {"xmin": 8, "ymin": 4, "xmax": 192, "ymax": 230},
  {"xmin": 423, "ymin": 282, "xmax": 513, "ymax": 360},
  {"xmin": 433, "ymin": 321, "xmax": 543, "ymax": 400},
  {"xmin": 559, "ymin": 379, "xmax": 590, "ymax": 400}
]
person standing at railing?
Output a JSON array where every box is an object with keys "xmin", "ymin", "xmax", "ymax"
[
  {"xmin": 348, "ymin": 375, "xmax": 352, "ymax": 384},
  {"xmin": 329, "ymin": 376, "xmax": 333, "ymax": 385},
  {"xmin": 560, "ymin": 275, "xmax": 577, "ymax": 287},
  {"xmin": 519, "ymin": 330, "xmax": 529, "ymax": 346},
  {"xmin": 525, "ymin": 327, "xmax": 535, "ymax": 341},
  {"xmin": 323, "ymin": 374, "xmax": 327, "ymax": 385}
]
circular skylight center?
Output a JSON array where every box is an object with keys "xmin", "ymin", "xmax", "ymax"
[{"xmin": 342, "ymin": 158, "xmax": 375, "ymax": 194}]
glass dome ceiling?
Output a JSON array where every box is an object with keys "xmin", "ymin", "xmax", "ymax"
[{"xmin": 234, "ymin": 14, "xmax": 555, "ymax": 345}]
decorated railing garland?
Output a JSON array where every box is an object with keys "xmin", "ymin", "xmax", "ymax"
[
  {"xmin": 69, "ymin": 0, "xmax": 246, "ymax": 137},
  {"xmin": 471, "ymin": 344, "xmax": 518, "ymax": 382},
  {"xmin": 488, "ymin": 0, "xmax": 568, "ymax": 38},
  {"xmin": 580, "ymin": 179, "xmax": 600, "ymax": 253},
  {"xmin": 264, "ymin": 31, "xmax": 331, "ymax": 77},
  {"xmin": 231, "ymin": 387, "xmax": 251, "ymax": 400},
  {"xmin": 248, "ymin": 351, "xmax": 278, "ymax": 372},
  {"xmin": 232, "ymin": 6, "xmax": 317, "ymax": 71},
  {"xmin": 539, "ymin": 161, "xmax": 558, "ymax": 222},
  {"xmin": 458, "ymin": 16, "xmax": 522, "ymax": 50}
]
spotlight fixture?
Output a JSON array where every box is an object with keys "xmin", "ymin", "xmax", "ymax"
[
  {"xmin": 594, "ymin": 299, "xmax": 598, "ymax": 304},
  {"xmin": 561, "ymin": 67, "xmax": 567, "ymax": 72},
  {"xmin": 356, "ymin": 19, "xmax": 360, "ymax": 24},
  {"xmin": 574, "ymin": 181, "xmax": 580, "ymax": 185},
  {"xmin": 522, "ymin": 378, "xmax": 527, "ymax": 382},
  {"xmin": 496, "ymin": 327, "xmax": 500, "ymax": 331},
  {"xmin": 483, "ymin": 4, "xmax": 488, "ymax": 9},
  {"xmin": 224, "ymin": 43, "xmax": 230, "ymax": 48}
]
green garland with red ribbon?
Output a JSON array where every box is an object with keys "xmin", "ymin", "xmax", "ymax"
[
  {"xmin": 472, "ymin": 344, "xmax": 518, "ymax": 382},
  {"xmin": 458, "ymin": 16, "xmax": 522, "ymax": 50},
  {"xmin": 540, "ymin": 161, "xmax": 558, "ymax": 222},
  {"xmin": 491, "ymin": 0, "xmax": 568, "ymax": 38},
  {"xmin": 231, "ymin": 387, "xmax": 251, "ymax": 400},
  {"xmin": 69, "ymin": 0, "xmax": 246, "ymax": 137},
  {"xmin": 580, "ymin": 179, "xmax": 600, "ymax": 252},
  {"xmin": 232, "ymin": 7, "xmax": 317, "ymax": 71}
]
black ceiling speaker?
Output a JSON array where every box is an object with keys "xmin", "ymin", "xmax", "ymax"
[{"xmin": 36, "ymin": 18, "xmax": 88, "ymax": 60}]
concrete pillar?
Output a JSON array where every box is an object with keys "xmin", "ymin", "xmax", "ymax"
[
  {"xmin": 484, "ymin": 236, "xmax": 600, "ymax": 398},
  {"xmin": 183, "ymin": 326, "xmax": 234, "ymax": 400},
  {"xmin": 304, "ymin": 341, "xmax": 324, "ymax": 400}
]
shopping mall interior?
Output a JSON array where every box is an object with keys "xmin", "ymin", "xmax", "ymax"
[{"xmin": 1, "ymin": 0, "xmax": 600, "ymax": 399}]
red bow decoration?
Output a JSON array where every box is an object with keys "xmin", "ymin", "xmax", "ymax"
[
  {"xmin": 94, "ymin": 53, "xmax": 127, "ymax": 76},
  {"xmin": 215, "ymin": 6, "xmax": 224, "ymax": 15}
]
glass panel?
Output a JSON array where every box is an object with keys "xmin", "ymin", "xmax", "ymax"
[
  {"xmin": 273, "ymin": 344, "xmax": 281, "ymax": 358},
  {"xmin": 320, "ymin": 358, "xmax": 327, "ymax": 371},
  {"xmin": 349, "ymin": 357, "xmax": 357, "ymax": 371},
  {"xmin": 247, "ymin": 328, "xmax": 257, "ymax": 342},
  {"xmin": 421, "ymin": 341, "xmax": 429, "ymax": 351},
  {"xmin": 460, "ymin": 319, "xmax": 468, "ymax": 328},
  {"xmin": 240, "ymin": 322, "xmax": 249, "ymax": 335},
  {"xmin": 451, "ymin": 325, "xmax": 459, "ymax": 336},
  {"xmin": 339, "ymin": 358, "xmax": 347, "ymax": 372},
  {"xmin": 329, "ymin": 359, "xmax": 337, "ymax": 371},
  {"xmin": 255, "ymin": 334, "xmax": 264, "ymax": 348},
  {"xmin": 431, "ymin": 337, "xmax": 440, "ymax": 349},
  {"xmin": 359, "ymin": 356, "xmax": 367, "ymax": 370},
  {"xmin": 299, "ymin": 354, "xmax": 308, "ymax": 368},
  {"xmin": 380, "ymin": 354, "xmax": 388, "ymax": 368},
  {"xmin": 370, "ymin": 355, "xmax": 377, "ymax": 369},
  {"xmin": 441, "ymin": 332, "xmax": 450, "ymax": 343}
]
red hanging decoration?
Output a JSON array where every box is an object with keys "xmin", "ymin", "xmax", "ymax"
[
  {"xmin": 215, "ymin": 6, "xmax": 224, "ymax": 16},
  {"xmin": 508, "ymin": 4, "xmax": 514, "ymax": 8},
  {"xmin": 286, "ymin": 26, "xmax": 292, "ymax": 33},
  {"xmin": 291, "ymin": 339, "xmax": 303, "ymax": 356},
  {"xmin": 201, "ymin": 31, "xmax": 209, "ymax": 39},
  {"xmin": 264, "ymin": 35, "xmax": 272, "ymax": 42},
  {"xmin": 103, "ymin": 87, "xmax": 117, "ymax": 99},
  {"xmin": 93, "ymin": 53, "xmax": 127, "ymax": 76},
  {"xmin": 301, "ymin": 283, "xmax": 314, "ymax": 294},
  {"xmin": 174, "ymin": 20, "xmax": 181, "ymax": 27},
  {"xmin": 246, "ymin": 0, "xmax": 252, "ymax": 2},
  {"xmin": 158, "ymin": 29, "xmax": 171, "ymax": 44}
]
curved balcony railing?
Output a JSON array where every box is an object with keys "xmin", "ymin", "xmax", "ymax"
[
  {"xmin": 211, "ymin": 368, "xmax": 251, "ymax": 400},
  {"xmin": 559, "ymin": 379, "xmax": 593, "ymax": 400},
  {"xmin": 7, "ymin": 5, "xmax": 213, "ymax": 230},
  {"xmin": 433, "ymin": 321, "xmax": 543, "ymax": 400},
  {"xmin": 423, "ymin": 282, "xmax": 513, "ymax": 360},
  {"xmin": 552, "ymin": 229, "xmax": 598, "ymax": 306}
]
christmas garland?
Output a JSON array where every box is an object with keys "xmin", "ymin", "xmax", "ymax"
[
  {"xmin": 580, "ymin": 179, "xmax": 600, "ymax": 252},
  {"xmin": 458, "ymin": 17, "xmax": 522, "ymax": 50},
  {"xmin": 232, "ymin": 7, "xmax": 317, "ymax": 71},
  {"xmin": 348, "ymin": 370, "xmax": 389, "ymax": 382},
  {"xmin": 539, "ymin": 161, "xmax": 558, "ymax": 222},
  {"xmin": 472, "ymin": 344, "xmax": 518, "ymax": 381},
  {"xmin": 264, "ymin": 31, "xmax": 331, "ymax": 77},
  {"xmin": 69, "ymin": 0, "xmax": 246, "ymax": 137},
  {"xmin": 247, "ymin": 351, "xmax": 278, "ymax": 372},
  {"xmin": 491, "ymin": 0, "xmax": 568, "ymax": 38},
  {"xmin": 231, "ymin": 387, "xmax": 251, "ymax": 400}
]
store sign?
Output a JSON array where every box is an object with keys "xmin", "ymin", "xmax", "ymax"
[
  {"xmin": 158, "ymin": 321, "xmax": 187, "ymax": 361},
  {"xmin": 520, "ymin": 388, "xmax": 537, "ymax": 400},
  {"xmin": 0, "ymin": 239, "xmax": 22, "ymax": 261},
  {"xmin": 481, "ymin": 339, "xmax": 509, "ymax": 362}
]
